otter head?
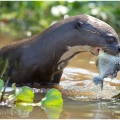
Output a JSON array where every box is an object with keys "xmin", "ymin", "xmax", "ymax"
[{"xmin": 74, "ymin": 14, "xmax": 120, "ymax": 56}]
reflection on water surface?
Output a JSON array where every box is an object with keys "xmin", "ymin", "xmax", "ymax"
[{"xmin": 0, "ymin": 51, "xmax": 120, "ymax": 119}]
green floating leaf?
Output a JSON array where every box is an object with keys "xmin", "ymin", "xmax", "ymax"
[
  {"xmin": 41, "ymin": 88, "xmax": 63, "ymax": 106},
  {"xmin": 42, "ymin": 105, "xmax": 62, "ymax": 119},
  {"xmin": 15, "ymin": 86, "xmax": 34, "ymax": 103},
  {"xmin": 0, "ymin": 79, "xmax": 4, "ymax": 92}
]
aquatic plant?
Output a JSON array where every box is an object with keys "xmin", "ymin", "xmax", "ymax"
[
  {"xmin": 0, "ymin": 79, "xmax": 4, "ymax": 94},
  {"xmin": 0, "ymin": 80, "xmax": 63, "ymax": 118}
]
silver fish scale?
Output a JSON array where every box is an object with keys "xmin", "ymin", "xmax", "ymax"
[
  {"xmin": 93, "ymin": 50, "xmax": 120, "ymax": 89},
  {"xmin": 98, "ymin": 51, "xmax": 120, "ymax": 76}
]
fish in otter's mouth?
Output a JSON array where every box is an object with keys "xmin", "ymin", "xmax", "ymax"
[{"xmin": 92, "ymin": 50, "xmax": 120, "ymax": 89}]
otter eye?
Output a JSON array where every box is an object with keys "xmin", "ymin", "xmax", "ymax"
[{"xmin": 106, "ymin": 36, "xmax": 116, "ymax": 44}]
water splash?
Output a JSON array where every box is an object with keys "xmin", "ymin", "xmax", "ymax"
[
  {"xmin": 60, "ymin": 67, "xmax": 120, "ymax": 100},
  {"xmin": 58, "ymin": 81, "xmax": 120, "ymax": 100}
]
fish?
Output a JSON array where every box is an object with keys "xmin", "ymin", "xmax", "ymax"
[{"xmin": 92, "ymin": 50, "xmax": 120, "ymax": 89}]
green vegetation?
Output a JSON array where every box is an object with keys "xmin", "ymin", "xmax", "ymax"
[
  {"xmin": 0, "ymin": 79, "xmax": 63, "ymax": 105},
  {"xmin": 0, "ymin": 79, "xmax": 63, "ymax": 118},
  {"xmin": 0, "ymin": 1, "xmax": 120, "ymax": 40},
  {"xmin": 10, "ymin": 85, "xmax": 34, "ymax": 102},
  {"xmin": 41, "ymin": 88, "xmax": 63, "ymax": 106},
  {"xmin": 0, "ymin": 79, "xmax": 3, "ymax": 93}
]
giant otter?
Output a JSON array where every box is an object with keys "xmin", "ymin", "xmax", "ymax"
[{"xmin": 0, "ymin": 14, "xmax": 120, "ymax": 85}]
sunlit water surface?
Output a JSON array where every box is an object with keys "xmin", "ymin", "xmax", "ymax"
[{"xmin": 0, "ymin": 38, "xmax": 120, "ymax": 119}]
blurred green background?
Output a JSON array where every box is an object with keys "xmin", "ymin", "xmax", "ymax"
[{"xmin": 0, "ymin": 1, "xmax": 120, "ymax": 46}]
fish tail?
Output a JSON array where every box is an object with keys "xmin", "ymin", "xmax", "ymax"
[{"xmin": 92, "ymin": 77, "xmax": 103, "ymax": 89}]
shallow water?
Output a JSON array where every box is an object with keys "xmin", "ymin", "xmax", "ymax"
[
  {"xmin": 0, "ymin": 98, "xmax": 120, "ymax": 119},
  {"xmin": 0, "ymin": 38, "xmax": 120, "ymax": 119}
]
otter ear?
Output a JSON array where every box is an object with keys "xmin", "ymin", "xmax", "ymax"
[{"xmin": 75, "ymin": 21, "xmax": 83, "ymax": 29}]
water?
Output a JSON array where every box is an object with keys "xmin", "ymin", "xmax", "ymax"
[
  {"xmin": 0, "ymin": 99, "xmax": 120, "ymax": 119},
  {"xmin": 0, "ymin": 38, "xmax": 120, "ymax": 119}
]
